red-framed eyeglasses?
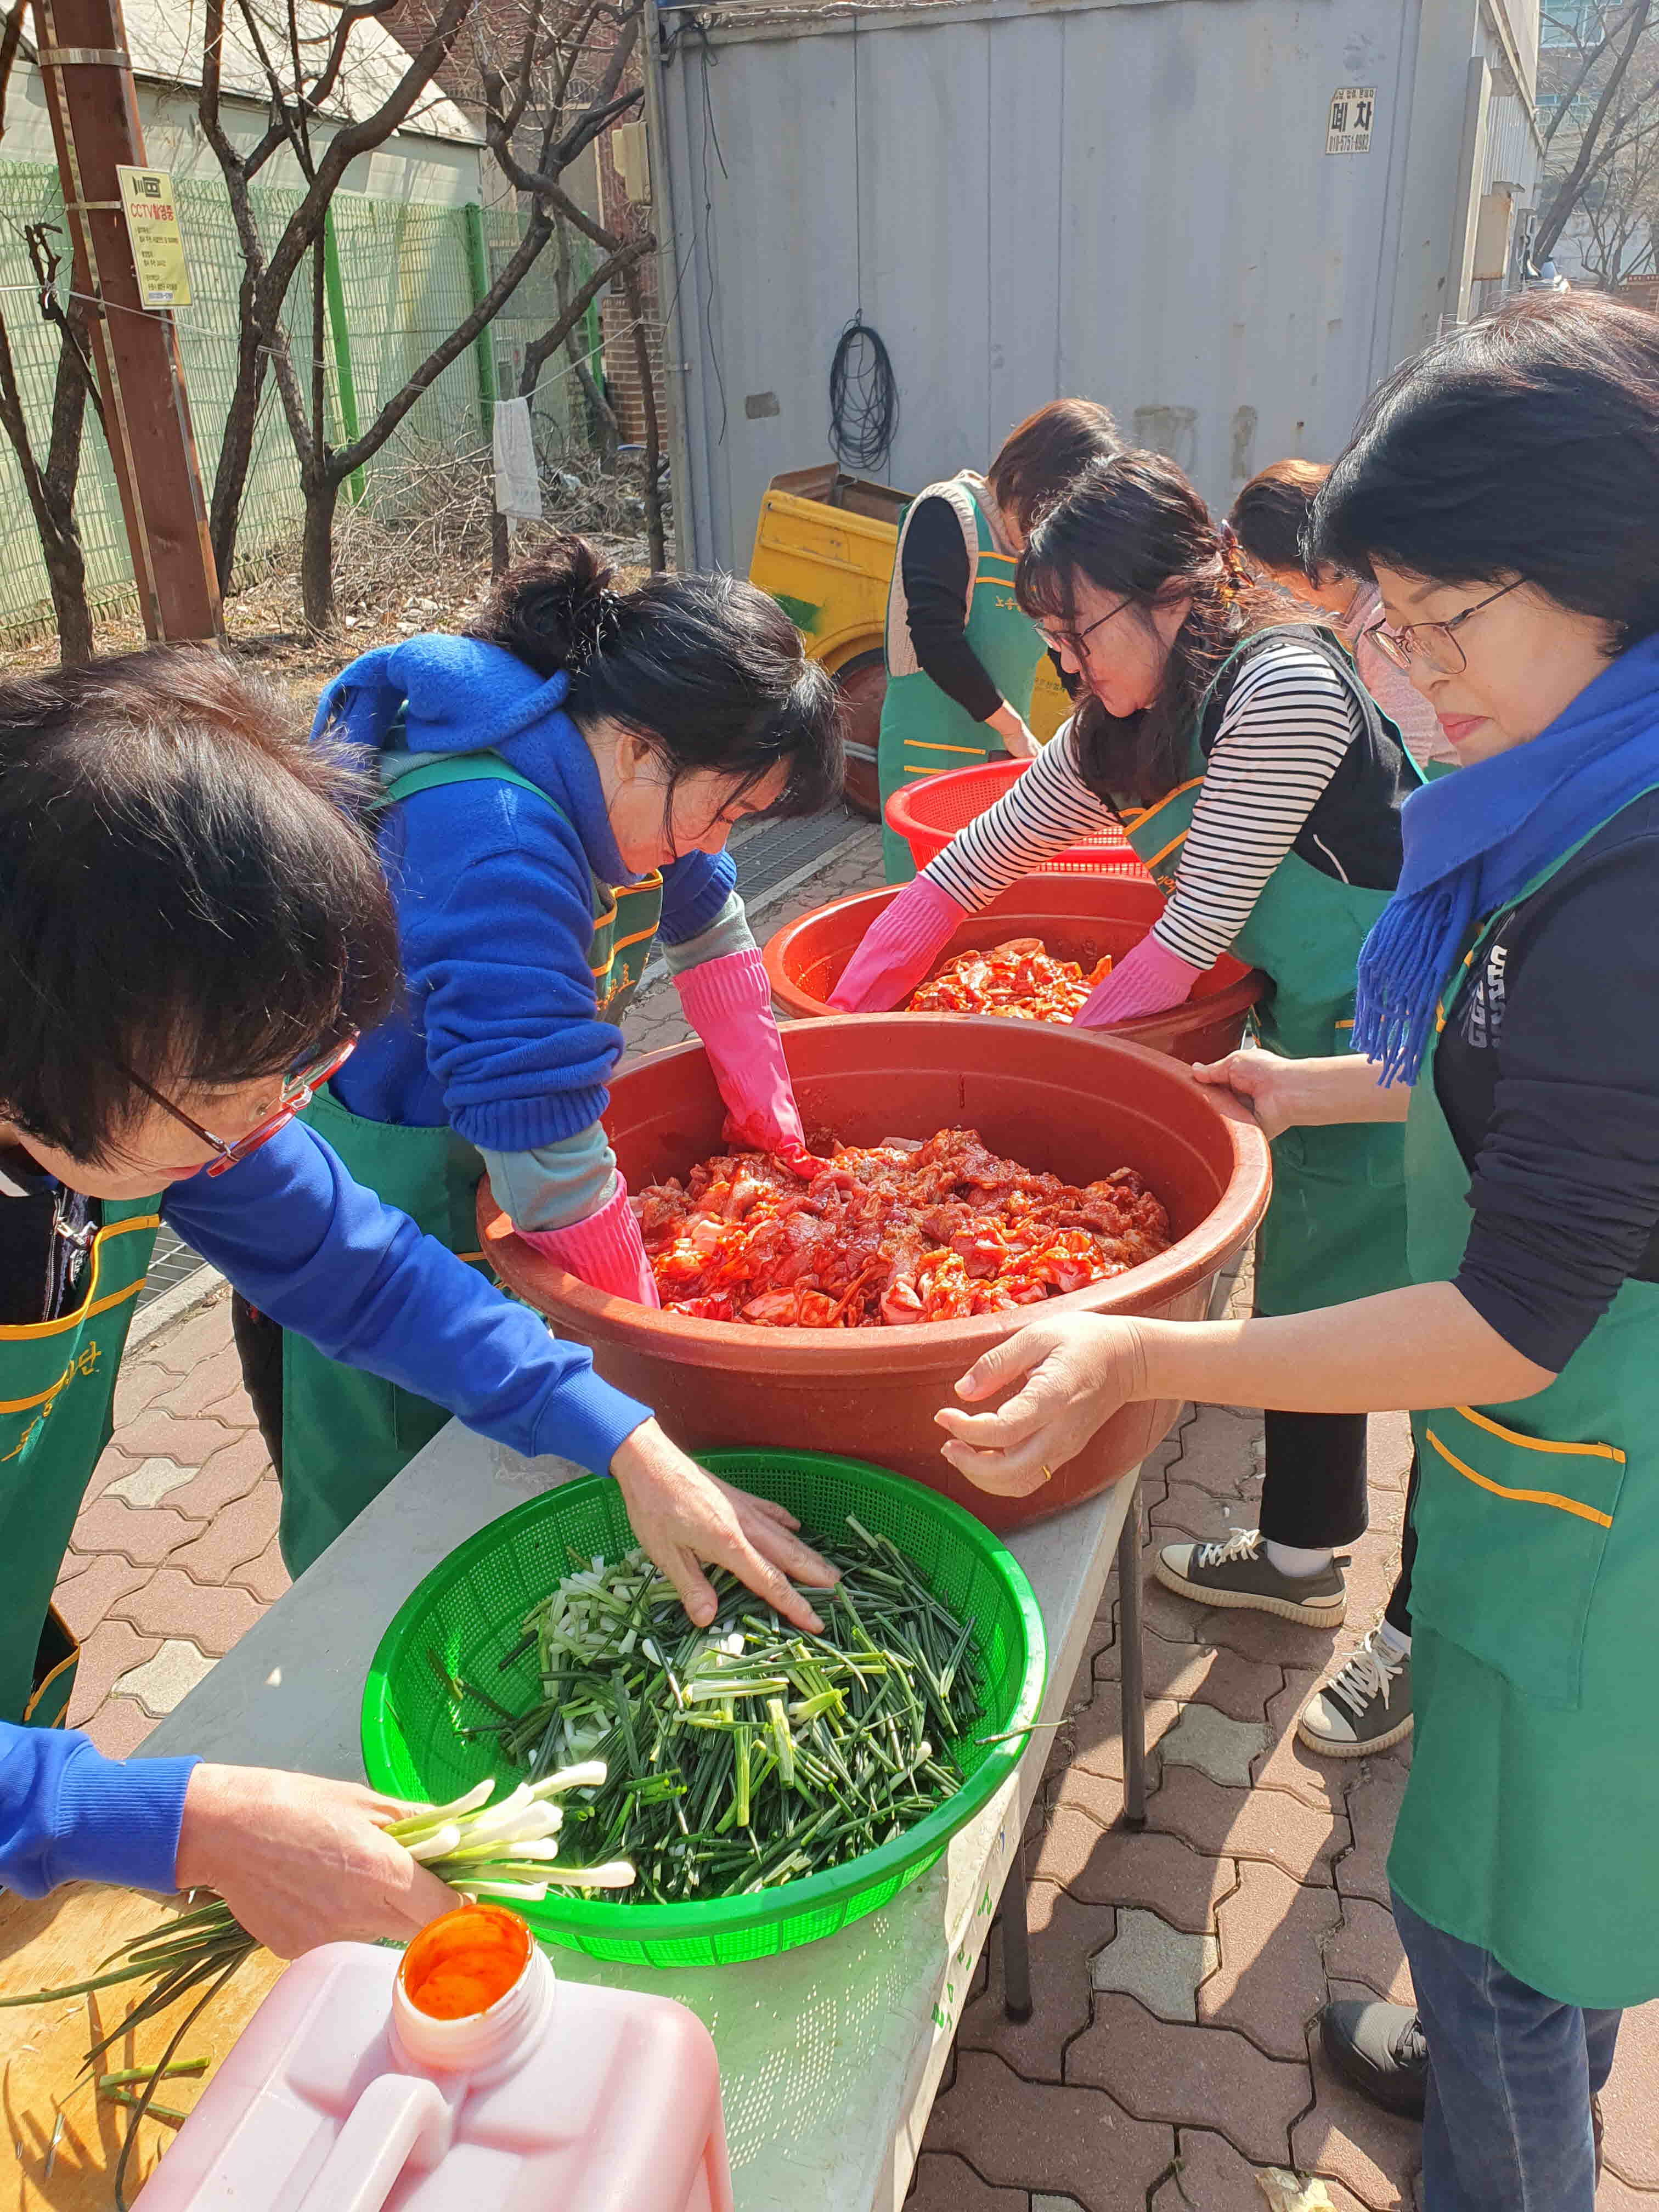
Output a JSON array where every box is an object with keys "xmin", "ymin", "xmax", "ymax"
[{"xmin": 126, "ymin": 1034, "xmax": 358, "ymax": 1177}]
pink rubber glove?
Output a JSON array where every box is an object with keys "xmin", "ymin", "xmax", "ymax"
[
  {"xmin": 1074, "ymin": 930, "xmax": 1203, "ymax": 1028},
  {"xmin": 827, "ymin": 876, "xmax": 967, "ymax": 1011},
  {"xmin": 674, "ymin": 947, "xmax": 815, "ymax": 1172},
  {"xmin": 518, "ymin": 1176, "xmax": 661, "ymax": 1306}
]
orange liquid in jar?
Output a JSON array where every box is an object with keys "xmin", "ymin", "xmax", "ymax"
[{"xmin": 399, "ymin": 1903, "xmax": 532, "ymax": 2019}]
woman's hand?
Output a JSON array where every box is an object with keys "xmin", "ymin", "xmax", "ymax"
[
  {"xmin": 988, "ymin": 701, "xmax": 1039, "ymax": 759},
  {"xmin": 1192, "ymin": 1049, "xmax": 1409, "ymax": 1136},
  {"xmin": 174, "ymin": 1765, "xmax": 455, "ymax": 1958},
  {"xmin": 611, "ymin": 1418, "xmax": 838, "ymax": 1631},
  {"xmin": 1190, "ymin": 1048, "xmax": 1305, "ymax": 1138},
  {"xmin": 936, "ymin": 1315, "xmax": 1148, "ymax": 1494}
]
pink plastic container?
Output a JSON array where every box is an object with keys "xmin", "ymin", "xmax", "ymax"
[{"xmin": 134, "ymin": 1906, "xmax": 732, "ymax": 2212}]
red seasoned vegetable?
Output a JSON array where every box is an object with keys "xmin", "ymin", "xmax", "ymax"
[
  {"xmin": 907, "ymin": 937, "xmax": 1110, "ymax": 1024},
  {"xmin": 638, "ymin": 1127, "xmax": 1171, "ymax": 1327}
]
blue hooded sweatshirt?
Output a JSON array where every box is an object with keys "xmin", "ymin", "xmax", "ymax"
[{"xmin": 314, "ymin": 636, "xmax": 736, "ymax": 1154}]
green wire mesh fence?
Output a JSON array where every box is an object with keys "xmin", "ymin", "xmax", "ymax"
[{"xmin": 0, "ymin": 161, "xmax": 599, "ymax": 643}]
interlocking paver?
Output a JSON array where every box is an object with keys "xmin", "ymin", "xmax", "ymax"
[
  {"xmin": 1294, "ymin": 2022, "xmax": 1423, "ymax": 2210},
  {"xmin": 163, "ymin": 1430, "xmax": 275, "ymax": 1521},
  {"xmin": 1322, "ymin": 1899, "xmax": 1413, "ymax": 2007},
  {"xmin": 1090, "ymin": 1906, "xmax": 1219, "ymax": 2024},
  {"xmin": 142, "ymin": 1294, "xmax": 237, "ymax": 1377},
  {"xmin": 957, "ymin": 1881, "xmax": 1117, "ymax": 2079},
  {"xmin": 1158, "ymin": 1704, "xmax": 1271, "ymax": 1788},
  {"xmin": 65, "ymin": 1619, "xmax": 162, "ymax": 1729},
  {"xmin": 1148, "ymin": 1477, "xmax": 1245, "ymax": 1544},
  {"xmin": 1151, "ymin": 2133, "xmax": 1374, "ymax": 2212},
  {"xmin": 1164, "ymin": 1408, "xmax": 1264, "ymax": 1503},
  {"xmin": 51, "ymin": 1554, "xmax": 150, "ymax": 1641},
  {"xmin": 155, "ymin": 1342, "xmax": 250, "ymax": 1417},
  {"xmin": 1148, "ymin": 1764, "xmax": 1350, "ymax": 1889},
  {"xmin": 113, "ymin": 1638, "xmax": 217, "ymax": 1718},
  {"xmin": 1249, "ymin": 1673, "xmax": 1350, "ymax": 1815},
  {"xmin": 107, "ymin": 1412, "xmax": 244, "ymax": 1467},
  {"xmin": 1068, "ymin": 1695, "xmax": 1183, "ymax": 1784},
  {"xmin": 926, "ymin": 2051, "xmax": 1175, "ymax": 2209},
  {"xmin": 1093, "ymin": 1626, "xmax": 1283, "ymax": 1725},
  {"xmin": 110, "ymin": 1358, "xmax": 177, "ymax": 1426},
  {"xmin": 1201, "ymin": 1863, "xmax": 1343, "ymax": 2061},
  {"xmin": 102, "ymin": 1455, "xmax": 196, "ymax": 1509},
  {"xmin": 229, "ymin": 1534, "xmax": 291, "ymax": 1607},
  {"xmin": 70, "ymin": 1494, "xmax": 207, "ymax": 1568},
  {"xmin": 1335, "ymin": 1759, "xmax": 1409, "ymax": 1910},
  {"xmin": 165, "ymin": 1485, "xmax": 281, "ymax": 1582},
  {"xmin": 905, "ymin": 2152, "xmax": 1026, "ymax": 2210},
  {"xmin": 111, "ymin": 1570, "xmax": 265, "ymax": 1656},
  {"xmin": 1046, "ymin": 1818, "xmax": 1232, "ymax": 1939},
  {"xmin": 1068, "ymin": 1994, "xmax": 1310, "ymax": 2165},
  {"xmin": 87, "ymin": 1695, "xmax": 161, "ymax": 1759},
  {"xmin": 1600, "ymin": 1997, "xmax": 1659, "ymax": 2188}
]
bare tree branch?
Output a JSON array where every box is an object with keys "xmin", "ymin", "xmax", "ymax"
[{"xmin": 1537, "ymin": 0, "xmax": 1656, "ymax": 258}]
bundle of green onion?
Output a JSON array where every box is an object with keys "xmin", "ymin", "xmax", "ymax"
[
  {"xmin": 0, "ymin": 1769, "xmax": 630, "ymax": 2205},
  {"xmin": 453, "ymin": 1515, "xmax": 984, "ymax": 1903}
]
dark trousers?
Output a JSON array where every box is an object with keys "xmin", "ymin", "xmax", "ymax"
[
  {"xmin": 1258, "ymin": 1413, "xmax": 1416, "ymax": 1635},
  {"xmin": 232, "ymin": 1293, "xmax": 286, "ymax": 1478}
]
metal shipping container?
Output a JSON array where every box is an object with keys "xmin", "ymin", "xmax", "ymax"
[{"xmin": 644, "ymin": 0, "xmax": 1541, "ymax": 571}]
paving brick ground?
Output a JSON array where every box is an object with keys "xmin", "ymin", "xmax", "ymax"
[{"xmin": 50, "ymin": 810, "xmax": 1658, "ymax": 2207}]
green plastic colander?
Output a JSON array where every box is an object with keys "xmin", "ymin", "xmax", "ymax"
[{"xmin": 361, "ymin": 1451, "xmax": 1046, "ymax": 1968}]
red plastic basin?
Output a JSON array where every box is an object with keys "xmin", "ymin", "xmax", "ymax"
[
  {"xmin": 885, "ymin": 758, "xmax": 1147, "ymax": 876},
  {"xmin": 762, "ymin": 876, "xmax": 1264, "ymax": 1066},
  {"xmin": 479, "ymin": 1017, "xmax": 1271, "ymax": 1533}
]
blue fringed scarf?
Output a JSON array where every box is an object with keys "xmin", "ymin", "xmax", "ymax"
[{"xmin": 1355, "ymin": 631, "xmax": 1659, "ymax": 1085}]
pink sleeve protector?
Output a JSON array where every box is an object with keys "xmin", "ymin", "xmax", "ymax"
[
  {"xmin": 826, "ymin": 876, "xmax": 967, "ymax": 1011},
  {"xmin": 1074, "ymin": 930, "xmax": 1203, "ymax": 1028},
  {"xmin": 517, "ymin": 1175, "xmax": 661, "ymax": 1306}
]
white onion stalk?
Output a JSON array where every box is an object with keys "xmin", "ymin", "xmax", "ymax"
[
  {"xmin": 404, "ymin": 1822, "xmax": 462, "ymax": 1864},
  {"xmin": 528, "ymin": 1762, "xmax": 608, "ymax": 1798},
  {"xmin": 386, "ymin": 1773, "xmax": 629, "ymax": 1901}
]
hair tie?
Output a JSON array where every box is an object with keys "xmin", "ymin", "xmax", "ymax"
[
  {"xmin": 1215, "ymin": 521, "xmax": 1250, "ymax": 603},
  {"xmin": 569, "ymin": 584, "xmax": 624, "ymax": 670}
]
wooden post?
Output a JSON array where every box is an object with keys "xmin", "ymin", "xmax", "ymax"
[{"xmin": 35, "ymin": 0, "xmax": 221, "ymax": 641}]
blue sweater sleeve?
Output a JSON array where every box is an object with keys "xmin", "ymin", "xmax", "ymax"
[
  {"xmin": 657, "ymin": 849, "xmax": 737, "ymax": 947},
  {"xmin": 163, "ymin": 1122, "xmax": 650, "ymax": 1475},
  {"xmin": 1, "ymin": 1724, "xmax": 196, "ymax": 1896},
  {"xmin": 394, "ymin": 783, "xmax": 624, "ymax": 1154}
]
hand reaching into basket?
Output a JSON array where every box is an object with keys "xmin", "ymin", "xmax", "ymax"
[
  {"xmin": 610, "ymin": 1418, "xmax": 839, "ymax": 1632},
  {"xmin": 828, "ymin": 877, "xmax": 967, "ymax": 1012},
  {"xmin": 935, "ymin": 1314, "xmax": 1147, "ymax": 1495}
]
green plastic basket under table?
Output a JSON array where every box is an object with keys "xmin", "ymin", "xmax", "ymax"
[{"xmin": 360, "ymin": 1449, "xmax": 1047, "ymax": 1970}]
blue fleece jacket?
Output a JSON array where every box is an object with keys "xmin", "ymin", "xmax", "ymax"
[
  {"xmin": 314, "ymin": 637, "xmax": 736, "ymax": 1153},
  {"xmin": 1, "ymin": 1116, "xmax": 650, "ymax": 1902}
]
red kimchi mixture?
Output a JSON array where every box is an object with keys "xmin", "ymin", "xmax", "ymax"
[
  {"xmin": 906, "ymin": 938, "xmax": 1110, "ymax": 1024},
  {"xmin": 639, "ymin": 1127, "xmax": 1172, "ymax": 1327}
]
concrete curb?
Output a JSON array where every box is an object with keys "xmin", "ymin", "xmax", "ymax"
[{"xmin": 128, "ymin": 1263, "xmax": 228, "ymax": 1354}]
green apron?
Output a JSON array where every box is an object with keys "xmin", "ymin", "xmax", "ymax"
[
  {"xmin": 1120, "ymin": 644, "xmax": 1411, "ymax": 1316},
  {"xmin": 1389, "ymin": 816, "xmax": 1659, "ymax": 2009},
  {"xmin": 0, "ymin": 1195, "xmax": 159, "ymax": 1724},
  {"xmin": 278, "ymin": 751, "xmax": 664, "ymax": 1578},
  {"xmin": 879, "ymin": 477, "xmax": 1047, "ymax": 883}
]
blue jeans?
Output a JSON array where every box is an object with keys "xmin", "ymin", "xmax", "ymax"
[{"xmin": 1392, "ymin": 1891, "xmax": 1621, "ymax": 2210}]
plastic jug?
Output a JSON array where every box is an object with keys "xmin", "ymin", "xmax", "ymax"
[{"xmin": 133, "ymin": 1904, "xmax": 733, "ymax": 2211}]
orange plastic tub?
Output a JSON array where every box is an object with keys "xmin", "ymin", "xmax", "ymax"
[
  {"xmin": 761, "ymin": 876, "xmax": 1264, "ymax": 1066},
  {"xmin": 479, "ymin": 1018, "xmax": 1271, "ymax": 1534},
  {"xmin": 886, "ymin": 759, "xmax": 1146, "ymax": 877}
]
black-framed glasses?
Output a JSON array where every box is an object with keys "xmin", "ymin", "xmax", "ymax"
[
  {"xmin": 123, "ymin": 1034, "xmax": 357, "ymax": 1177},
  {"xmin": 1038, "ymin": 596, "xmax": 1137, "ymax": 664},
  {"xmin": 1371, "ymin": 579, "xmax": 1524, "ymax": 675}
]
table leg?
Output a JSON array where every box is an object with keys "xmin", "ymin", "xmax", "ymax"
[
  {"xmin": 1118, "ymin": 1474, "xmax": 1147, "ymax": 1831},
  {"xmin": 1000, "ymin": 1842, "xmax": 1032, "ymax": 2023}
]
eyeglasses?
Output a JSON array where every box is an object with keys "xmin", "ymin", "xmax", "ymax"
[
  {"xmin": 1370, "ymin": 579, "xmax": 1524, "ymax": 675},
  {"xmin": 125, "ymin": 1034, "xmax": 358, "ymax": 1177},
  {"xmin": 1039, "ymin": 596, "xmax": 1137, "ymax": 663}
]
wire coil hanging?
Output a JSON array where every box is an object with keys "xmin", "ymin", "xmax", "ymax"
[{"xmin": 828, "ymin": 315, "xmax": 898, "ymax": 474}]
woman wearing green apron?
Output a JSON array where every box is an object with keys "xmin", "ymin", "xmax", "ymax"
[
  {"xmin": 938, "ymin": 290, "xmax": 1659, "ymax": 2206},
  {"xmin": 877, "ymin": 399, "xmax": 1119, "ymax": 881},
  {"xmin": 838, "ymin": 451, "xmax": 1419, "ymax": 1724},
  {"xmin": 2, "ymin": 648, "xmax": 830, "ymax": 1953},
  {"xmin": 233, "ymin": 539, "xmax": 843, "ymax": 1578}
]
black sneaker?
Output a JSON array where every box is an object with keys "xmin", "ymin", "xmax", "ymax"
[
  {"xmin": 1320, "ymin": 2000, "xmax": 1427, "ymax": 2119},
  {"xmin": 1155, "ymin": 1527, "xmax": 1347, "ymax": 1628},
  {"xmin": 1299, "ymin": 1630, "xmax": 1413, "ymax": 1757}
]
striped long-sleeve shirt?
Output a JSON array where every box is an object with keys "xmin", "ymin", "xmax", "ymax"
[{"xmin": 926, "ymin": 639, "xmax": 1364, "ymax": 972}]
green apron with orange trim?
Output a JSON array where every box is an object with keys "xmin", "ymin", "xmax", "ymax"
[
  {"xmin": 278, "ymin": 751, "xmax": 663, "ymax": 1577},
  {"xmin": 1387, "ymin": 820, "xmax": 1659, "ymax": 2007},
  {"xmin": 1120, "ymin": 640, "xmax": 1412, "ymax": 1317},
  {"xmin": 878, "ymin": 477, "xmax": 1046, "ymax": 883},
  {"xmin": 0, "ymin": 1196, "xmax": 159, "ymax": 1724}
]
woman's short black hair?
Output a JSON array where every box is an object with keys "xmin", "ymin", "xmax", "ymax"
[
  {"xmin": 470, "ymin": 536, "xmax": 843, "ymax": 819},
  {"xmin": 1227, "ymin": 458, "xmax": 1331, "ymax": 579},
  {"xmin": 1310, "ymin": 290, "xmax": 1659, "ymax": 649},
  {"xmin": 0, "ymin": 647, "xmax": 401, "ymax": 1164}
]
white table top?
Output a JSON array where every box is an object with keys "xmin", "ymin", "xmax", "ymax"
[{"xmin": 142, "ymin": 1424, "xmax": 1133, "ymax": 2212}]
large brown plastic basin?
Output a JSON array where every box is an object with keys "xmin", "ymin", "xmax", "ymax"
[
  {"xmin": 761, "ymin": 877, "xmax": 1263, "ymax": 1065},
  {"xmin": 479, "ymin": 1017, "xmax": 1271, "ymax": 1533}
]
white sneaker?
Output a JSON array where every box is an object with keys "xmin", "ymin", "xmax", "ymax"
[{"xmin": 1298, "ymin": 1629, "xmax": 1413, "ymax": 1757}]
